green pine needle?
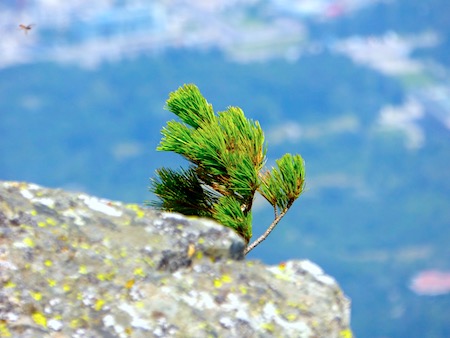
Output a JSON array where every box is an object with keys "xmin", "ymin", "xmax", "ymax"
[
  {"xmin": 213, "ymin": 196, "xmax": 253, "ymax": 243},
  {"xmin": 259, "ymin": 154, "xmax": 305, "ymax": 212},
  {"xmin": 149, "ymin": 167, "xmax": 215, "ymax": 217},
  {"xmin": 166, "ymin": 84, "xmax": 215, "ymax": 128},
  {"xmin": 148, "ymin": 84, "xmax": 305, "ymax": 254}
]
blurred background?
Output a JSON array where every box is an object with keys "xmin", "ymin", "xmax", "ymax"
[{"xmin": 1, "ymin": 0, "xmax": 450, "ymax": 337}]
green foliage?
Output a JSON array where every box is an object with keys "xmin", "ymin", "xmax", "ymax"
[
  {"xmin": 149, "ymin": 84, "xmax": 305, "ymax": 253},
  {"xmin": 259, "ymin": 154, "xmax": 305, "ymax": 213}
]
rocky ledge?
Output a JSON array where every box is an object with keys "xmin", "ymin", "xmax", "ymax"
[{"xmin": 0, "ymin": 181, "xmax": 352, "ymax": 337}]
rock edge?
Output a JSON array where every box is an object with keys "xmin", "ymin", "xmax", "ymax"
[{"xmin": 0, "ymin": 181, "xmax": 352, "ymax": 337}]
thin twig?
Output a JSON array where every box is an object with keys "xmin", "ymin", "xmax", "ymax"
[{"xmin": 244, "ymin": 206, "xmax": 288, "ymax": 255}]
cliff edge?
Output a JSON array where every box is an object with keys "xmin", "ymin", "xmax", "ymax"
[{"xmin": 0, "ymin": 181, "xmax": 352, "ymax": 337}]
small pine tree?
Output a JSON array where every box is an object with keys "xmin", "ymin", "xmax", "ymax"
[{"xmin": 148, "ymin": 84, "xmax": 305, "ymax": 255}]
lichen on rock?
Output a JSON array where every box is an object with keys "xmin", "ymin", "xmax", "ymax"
[{"xmin": 0, "ymin": 181, "xmax": 352, "ymax": 337}]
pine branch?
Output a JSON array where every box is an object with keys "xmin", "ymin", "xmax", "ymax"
[
  {"xmin": 258, "ymin": 153, "xmax": 305, "ymax": 214},
  {"xmin": 148, "ymin": 84, "xmax": 306, "ymax": 255},
  {"xmin": 213, "ymin": 195, "xmax": 253, "ymax": 242},
  {"xmin": 165, "ymin": 84, "xmax": 215, "ymax": 128},
  {"xmin": 148, "ymin": 167, "xmax": 216, "ymax": 217}
]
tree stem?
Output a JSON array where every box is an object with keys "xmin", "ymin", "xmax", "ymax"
[{"xmin": 244, "ymin": 206, "xmax": 288, "ymax": 255}]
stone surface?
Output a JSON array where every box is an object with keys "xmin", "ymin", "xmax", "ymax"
[{"xmin": 0, "ymin": 181, "xmax": 352, "ymax": 337}]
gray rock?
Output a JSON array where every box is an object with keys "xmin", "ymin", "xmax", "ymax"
[{"xmin": 0, "ymin": 181, "xmax": 353, "ymax": 338}]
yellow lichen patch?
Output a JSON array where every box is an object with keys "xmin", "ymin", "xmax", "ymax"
[
  {"xmin": 126, "ymin": 204, "xmax": 145, "ymax": 218},
  {"xmin": 79, "ymin": 265, "xmax": 88, "ymax": 275},
  {"xmin": 96, "ymin": 273, "xmax": 106, "ymax": 281},
  {"xmin": 4, "ymin": 281, "xmax": 16, "ymax": 289},
  {"xmin": 142, "ymin": 257, "xmax": 154, "ymax": 267},
  {"xmin": 133, "ymin": 267, "xmax": 145, "ymax": 277},
  {"xmin": 32, "ymin": 311, "xmax": 47, "ymax": 328},
  {"xmin": 287, "ymin": 301, "xmax": 308, "ymax": 312},
  {"xmin": 63, "ymin": 284, "xmax": 71, "ymax": 292},
  {"xmin": 30, "ymin": 291, "xmax": 42, "ymax": 301},
  {"xmin": 44, "ymin": 260, "xmax": 53, "ymax": 267},
  {"xmin": 261, "ymin": 322, "xmax": 275, "ymax": 332},
  {"xmin": 96, "ymin": 272, "xmax": 116, "ymax": 281},
  {"xmin": 38, "ymin": 221, "xmax": 47, "ymax": 228},
  {"xmin": 46, "ymin": 217, "xmax": 57, "ymax": 226},
  {"xmin": 30, "ymin": 210, "xmax": 37, "ymax": 216},
  {"xmin": 195, "ymin": 251, "xmax": 204, "ymax": 260},
  {"xmin": 0, "ymin": 320, "xmax": 12, "ymax": 337},
  {"xmin": 195, "ymin": 322, "xmax": 208, "ymax": 330},
  {"xmin": 23, "ymin": 237, "xmax": 35, "ymax": 248},
  {"xmin": 273, "ymin": 272, "xmax": 291, "ymax": 282},
  {"xmin": 79, "ymin": 242, "xmax": 90, "ymax": 250},
  {"xmin": 135, "ymin": 301, "xmax": 144, "ymax": 308},
  {"xmin": 340, "ymin": 329, "xmax": 353, "ymax": 338},
  {"xmin": 103, "ymin": 258, "xmax": 113, "ymax": 266},
  {"xmin": 212, "ymin": 274, "xmax": 233, "ymax": 287},
  {"xmin": 239, "ymin": 285, "xmax": 248, "ymax": 295},
  {"xmin": 120, "ymin": 247, "xmax": 128, "ymax": 258},
  {"xmin": 197, "ymin": 237, "xmax": 205, "ymax": 244},
  {"xmin": 286, "ymin": 313, "xmax": 297, "ymax": 321},
  {"xmin": 94, "ymin": 299, "xmax": 105, "ymax": 311},
  {"xmin": 70, "ymin": 318, "xmax": 80, "ymax": 328},
  {"xmin": 47, "ymin": 279, "xmax": 57, "ymax": 287},
  {"xmin": 221, "ymin": 274, "xmax": 232, "ymax": 283}
]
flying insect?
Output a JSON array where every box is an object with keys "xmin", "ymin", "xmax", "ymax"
[{"xmin": 19, "ymin": 24, "xmax": 35, "ymax": 34}]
